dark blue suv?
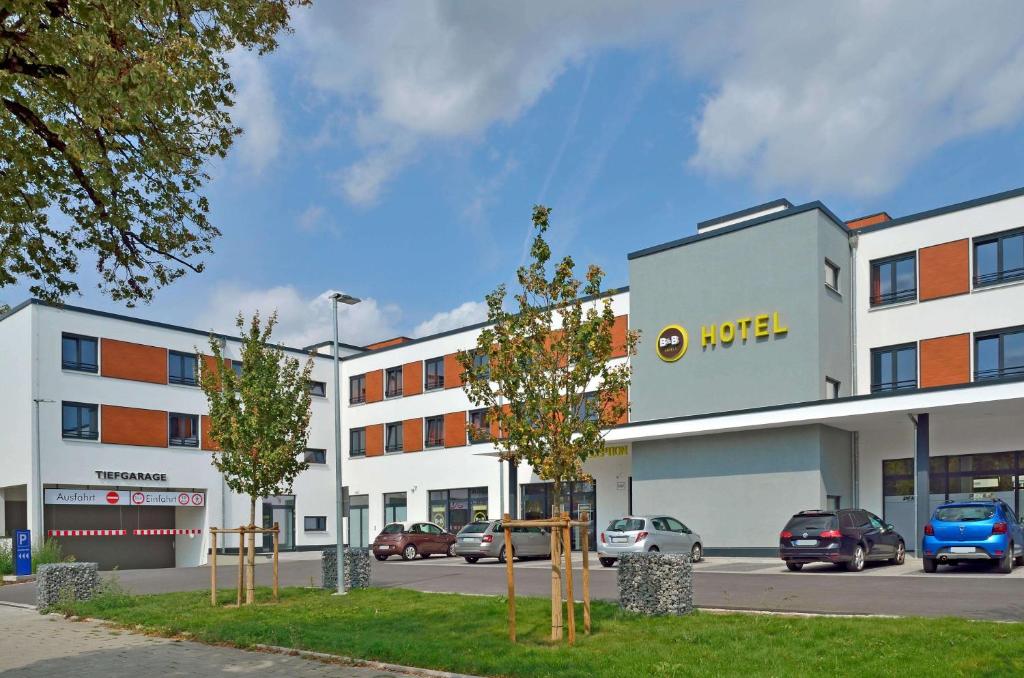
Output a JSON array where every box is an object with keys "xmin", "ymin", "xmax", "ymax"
[{"xmin": 922, "ymin": 499, "xmax": 1024, "ymax": 573}]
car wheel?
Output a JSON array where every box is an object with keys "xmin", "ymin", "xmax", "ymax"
[
  {"xmin": 890, "ymin": 541, "xmax": 906, "ymax": 565},
  {"xmin": 498, "ymin": 545, "xmax": 514, "ymax": 563},
  {"xmin": 402, "ymin": 544, "xmax": 417, "ymax": 561},
  {"xmin": 786, "ymin": 562, "xmax": 803, "ymax": 571},
  {"xmin": 922, "ymin": 557, "xmax": 937, "ymax": 573},
  {"xmin": 374, "ymin": 554, "xmax": 388, "ymax": 561},
  {"xmin": 846, "ymin": 545, "xmax": 866, "ymax": 572},
  {"xmin": 998, "ymin": 543, "xmax": 1014, "ymax": 574},
  {"xmin": 648, "ymin": 546, "xmax": 660, "ymax": 553},
  {"xmin": 690, "ymin": 543, "xmax": 703, "ymax": 563},
  {"xmin": 599, "ymin": 558, "xmax": 616, "ymax": 568},
  {"xmin": 447, "ymin": 543, "xmax": 457, "ymax": 557},
  {"xmin": 464, "ymin": 556, "xmax": 479, "ymax": 564}
]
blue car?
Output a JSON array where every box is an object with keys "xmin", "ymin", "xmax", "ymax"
[{"xmin": 922, "ymin": 499, "xmax": 1024, "ymax": 573}]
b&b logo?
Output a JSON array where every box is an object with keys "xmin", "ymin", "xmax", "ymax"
[{"xmin": 655, "ymin": 324, "xmax": 689, "ymax": 362}]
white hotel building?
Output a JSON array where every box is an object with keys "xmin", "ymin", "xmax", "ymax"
[{"xmin": 1, "ymin": 185, "xmax": 1023, "ymax": 568}]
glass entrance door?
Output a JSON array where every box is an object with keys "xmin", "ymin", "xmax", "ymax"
[
  {"xmin": 262, "ymin": 495, "xmax": 295, "ymax": 551},
  {"xmin": 349, "ymin": 494, "xmax": 369, "ymax": 548}
]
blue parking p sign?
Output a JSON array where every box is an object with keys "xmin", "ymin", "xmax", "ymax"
[{"xmin": 14, "ymin": 529, "xmax": 31, "ymax": 577}]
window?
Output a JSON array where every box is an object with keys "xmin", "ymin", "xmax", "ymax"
[
  {"xmin": 349, "ymin": 427, "xmax": 366, "ymax": 457},
  {"xmin": 304, "ymin": 448, "xmax": 327, "ymax": 464},
  {"xmin": 168, "ymin": 350, "xmax": 198, "ymax": 386},
  {"xmin": 870, "ymin": 253, "xmax": 917, "ymax": 306},
  {"xmin": 231, "ymin": 361, "xmax": 243, "ymax": 378},
  {"xmin": 308, "ymin": 380, "xmax": 326, "ymax": 397},
  {"xmin": 471, "ymin": 351, "xmax": 490, "ymax": 379},
  {"xmin": 61, "ymin": 333, "xmax": 98, "ymax": 372},
  {"xmin": 62, "ymin": 402, "xmax": 98, "ymax": 440},
  {"xmin": 384, "ymin": 492, "xmax": 407, "ymax": 523},
  {"xmin": 468, "ymin": 409, "xmax": 489, "ymax": 444},
  {"xmin": 576, "ymin": 392, "xmax": 600, "ymax": 422},
  {"xmin": 349, "ymin": 374, "xmax": 366, "ymax": 404},
  {"xmin": 304, "ymin": 516, "xmax": 327, "ymax": 531},
  {"xmin": 664, "ymin": 517, "xmax": 691, "ymax": 534},
  {"xmin": 975, "ymin": 327, "xmax": 1024, "ymax": 381},
  {"xmin": 870, "ymin": 344, "xmax": 917, "ymax": 392},
  {"xmin": 385, "ymin": 422, "xmax": 403, "ymax": 453},
  {"xmin": 824, "ymin": 259, "xmax": 840, "ymax": 292},
  {"xmin": 975, "ymin": 228, "xmax": 1024, "ymax": 287},
  {"xmin": 385, "ymin": 367, "xmax": 403, "ymax": 398},
  {"xmin": 424, "ymin": 357, "xmax": 444, "ymax": 390},
  {"xmin": 825, "ymin": 377, "xmax": 840, "ymax": 399},
  {"xmin": 168, "ymin": 413, "xmax": 199, "ymax": 447},
  {"xmin": 425, "ymin": 416, "xmax": 444, "ymax": 448}
]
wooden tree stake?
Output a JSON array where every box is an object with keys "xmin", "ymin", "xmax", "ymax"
[
  {"xmin": 503, "ymin": 513, "xmax": 516, "ymax": 642},
  {"xmin": 562, "ymin": 513, "xmax": 576, "ymax": 646},
  {"xmin": 210, "ymin": 530, "xmax": 218, "ymax": 606},
  {"xmin": 550, "ymin": 507, "xmax": 563, "ymax": 641},
  {"xmin": 236, "ymin": 527, "xmax": 245, "ymax": 606},
  {"xmin": 581, "ymin": 513, "xmax": 591, "ymax": 634},
  {"xmin": 272, "ymin": 522, "xmax": 280, "ymax": 602}
]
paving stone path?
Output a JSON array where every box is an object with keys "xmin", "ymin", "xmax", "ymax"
[{"xmin": 0, "ymin": 603, "xmax": 400, "ymax": 677}]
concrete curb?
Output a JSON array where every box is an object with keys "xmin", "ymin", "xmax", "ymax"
[
  {"xmin": 0, "ymin": 601, "xmax": 35, "ymax": 611},
  {"xmin": 251, "ymin": 644, "xmax": 483, "ymax": 678}
]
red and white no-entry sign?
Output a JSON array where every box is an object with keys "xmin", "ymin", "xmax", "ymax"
[{"xmin": 105, "ymin": 491, "xmax": 120, "ymax": 504}]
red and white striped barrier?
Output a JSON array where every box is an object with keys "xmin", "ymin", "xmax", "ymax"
[
  {"xmin": 47, "ymin": 529, "xmax": 126, "ymax": 537},
  {"xmin": 132, "ymin": 528, "xmax": 202, "ymax": 536}
]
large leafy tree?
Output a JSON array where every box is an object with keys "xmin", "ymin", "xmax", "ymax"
[
  {"xmin": 199, "ymin": 311, "xmax": 312, "ymax": 604},
  {"xmin": 1, "ymin": 1, "xmax": 307, "ymax": 303},
  {"xmin": 459, "ymin": 205, "xmax": 639, "ymax": 509}
]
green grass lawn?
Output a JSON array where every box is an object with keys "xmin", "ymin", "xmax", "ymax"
[{"xmin": 66, "ymin": 587, "xmax": 1022, "ymax": 677}]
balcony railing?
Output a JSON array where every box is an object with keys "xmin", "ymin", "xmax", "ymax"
[
  {"xmin": 870, "ymin": 288, "xmax": 917, "ymax": 307},
  {"xmin": 975, "ymin": 266, "xmax": 1024, "ymax": 288},
  {"xmin": 975, "ymin": 365, "xmax": 1024, "ymax": 381}
]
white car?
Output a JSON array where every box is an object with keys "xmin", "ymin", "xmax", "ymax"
[{"xmin": 598, "ymin": 515, "xmax": 703, "ymax": 567}]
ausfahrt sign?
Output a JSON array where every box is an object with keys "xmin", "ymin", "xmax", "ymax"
[{"xmin": 44, "ymin": 489, "xmax": 205, "ymax": 507}]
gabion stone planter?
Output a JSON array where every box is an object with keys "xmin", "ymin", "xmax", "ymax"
[
  {"xmin": 321, "ymin": 548, "xmax": 370, "ymax": 590},
  {"xmin": 618, "ymin": 552, "xmax": 694, "ymax": 616},
  {"xmin": 36, "ymin": 562, "xmax": 100, "ymax": 609}
]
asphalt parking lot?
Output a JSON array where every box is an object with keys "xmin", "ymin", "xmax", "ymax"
[{"xmin": 4, "ymin": 552, "xmax": 1024, "ymax": 621}]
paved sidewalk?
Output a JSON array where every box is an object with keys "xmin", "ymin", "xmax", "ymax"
[{"xmin": 0, "ymin": 604, "xmax": 399, "ymax": 677}]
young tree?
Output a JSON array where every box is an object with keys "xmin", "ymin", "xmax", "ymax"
[
  {"xmin": 459, "ymin": 205, "xmax": 639, "ymax": 512},
  {"xmin": 198, "ymin": 311, "xmax": 312, "ymax": 604},
  {"xmin": 0, "ymin": 1, "xmax": 308, "ymax": 303}
]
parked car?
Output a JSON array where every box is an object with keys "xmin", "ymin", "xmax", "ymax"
[
  {"xmin": 597, "ymin": 515, "xmax": 703, "ymax": 567},
  {"xmin": 779, "ymin": 508, "xmax": 905, "ymax": 572},
  {"xmin": 922, "ymin": 499, "xmax": 1024, "ymax": 573},
  {"xmin": 371, "ymin": 521, "xmax": 457, "ymax": 561},
  {"xmin": 454, "ymin": 520, "xmax": 551, "ymax": 563}
]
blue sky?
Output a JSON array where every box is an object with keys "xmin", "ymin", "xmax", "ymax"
[{"xmin": 5, "ymin": 1, "xmax": 1024, "ymax": 347}]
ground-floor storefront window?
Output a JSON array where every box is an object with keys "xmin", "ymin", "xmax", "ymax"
[
  {"xmin": 429, "ymin": 487, "xmax": 487, "ymax": 533},
  {"xmin": 384, "ymin": 492, "xmax": 407, "ymax": 524},
  {"xmin": 883, "ymin": 450, "xmax": 1024, "ymax": 549},
  {"xmin": 521, "ymin": 480, "xmax": 596, "ymax": 550}
]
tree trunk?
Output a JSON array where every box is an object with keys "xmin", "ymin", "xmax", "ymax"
[{"xmin": 246, "ymin": 498, "xmax": 256, "ymax": 604}]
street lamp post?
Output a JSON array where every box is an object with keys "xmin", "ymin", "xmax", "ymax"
[{"xmin": 331, "ymin": 292, "xmax": 361, "ymax": 595}]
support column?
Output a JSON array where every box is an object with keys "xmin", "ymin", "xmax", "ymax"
[
  {"xmin": 0, "ymin": 488, "xmax": 6, "ymax": 537},
  {"xmin": 915, "ymin": 413, "xmax": 930, "ymax": 555},
  {"xmin": 508, "ymin": 462, "xmax": 518, "ymax": 520}
]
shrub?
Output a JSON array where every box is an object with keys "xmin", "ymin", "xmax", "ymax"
[
  {"xmin": 32, "ymin": 538, "xmax": 71, "ymax": 573},
  {"xmin": 0, "ymin": 541, "xmax": 12, "ymax": 576}
]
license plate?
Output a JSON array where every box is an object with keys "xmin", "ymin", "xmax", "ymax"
[
  {"xmin": 611, "ymin": 536, "xmax": 628, "ymax": 543},
  {"xmin": 950, "ymin": 546, "xmax": 975, "ymax": 554},
  {"xmin": 378, "ymin": 545, "xmax": 391, "ymax": 550},
  {"xmin": 793, "ymin": 539, "xmax": 817, "ymax": 546}
]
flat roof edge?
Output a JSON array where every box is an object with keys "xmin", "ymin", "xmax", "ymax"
[{"xmin": 856, "ymin": 185, "xmax": 1024, "ymax": 234}]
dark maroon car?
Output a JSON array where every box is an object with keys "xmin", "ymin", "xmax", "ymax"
[{"xmin": 372, "ymin": 521, "xmax": 457, "ymax": 561}]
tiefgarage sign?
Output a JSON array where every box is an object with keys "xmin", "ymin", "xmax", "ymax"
[
  {"xmin": 656, "ymin": 311, "xmax": 789, "ymax": 362},
  {"xmin": 44, "ymin": 489, "xmax": 205, "ymax": 507}
]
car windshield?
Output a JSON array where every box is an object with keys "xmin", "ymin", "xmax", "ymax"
[
  {"xmin": 607, "ymin": 518, "xmax": 645, "ymax": 532},
  {"xmin": 380, "ymin": 524, "xmax": 404, "ymax": 534},
  {"xmin": 935, "ymin": 506, "xmax": 996, "ymax": 522},
  {"xmin": 785, "ymin": 515, "xmax": 836, "ymax": 532},
  {"xmin": 460, "ymin": 522, "xmax": 491, "ymax": 534}
]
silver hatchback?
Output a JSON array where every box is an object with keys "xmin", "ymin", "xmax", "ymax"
[
  {"xmin": 598, "ymin": 515, "xmax": 703, "ymax": 567},
  {"xmin": 454, "ymin": 520, "xmax": 551, "ymax": 563}
]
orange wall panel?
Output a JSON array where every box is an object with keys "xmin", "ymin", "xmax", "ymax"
[
  {"xmin": 919, "ymin": 239, "xmax": 969, "ymax": 301},
  {"xmin": 920, "ymin": 334, "xmax": 970, "ymax": 388},
  {"xmin": 847, "ymin": 212, "xmax": 891, "ymax": 230},
  {"xmin": 403, "ymin": 362, "xmax": 423, "ymax": 396},
  {"xmin": 403, "ymin": 418, "xmax": 423, "ymax": 452},
  {"xmin": 366, "ymin": 336, "xmax": 412, "ymax": 350},
  {"xmin": 100, "ymin": 338, "xmax": 167, "ymax": 384},
  {"xmin": 365, "ymin": 369, "xmax": 383, "ymax": 403},
  {"xmin": 611, "ymin": 315, "xmax": 629, "ymax": 358},
  {"xmin": 101, "ymin": 405, "xmax": 167, "ymax": 447},
  {"xmin": 444, "ymin": 354, "xmax": 464, "ymax": 389},
  {"xmin": 489, "ymin": 404, "xmax": 511, "ymax": 440},
  {"xmin": 201, "ymin": 414, "xmax": 219, "ymax": 451},
  {"xmin": 444, "ymin": 411, "xmax": 466, "ymax": 448},
  {"xmin": 366, "ymin": 423, "xmax": 384, "ymax": 457}
]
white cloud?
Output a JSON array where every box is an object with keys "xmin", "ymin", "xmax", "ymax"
[
  {"xmin": 195, "ymin": 284, "xmax": 402, "ymax": 348},
  {"xmin": 296, "ymin": 205, "xmax": 325, "ymax": 232},
  {"xmin": 228, "ymin": 49, "xmax": 282, "ymax": 173},
  {"xmin": 285, "ymin": 1, "xmax": 1024, "ymax": 201},
  {"xmin": 413, "ymin": 301, "xmax": 489, "ymax": 338}
]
